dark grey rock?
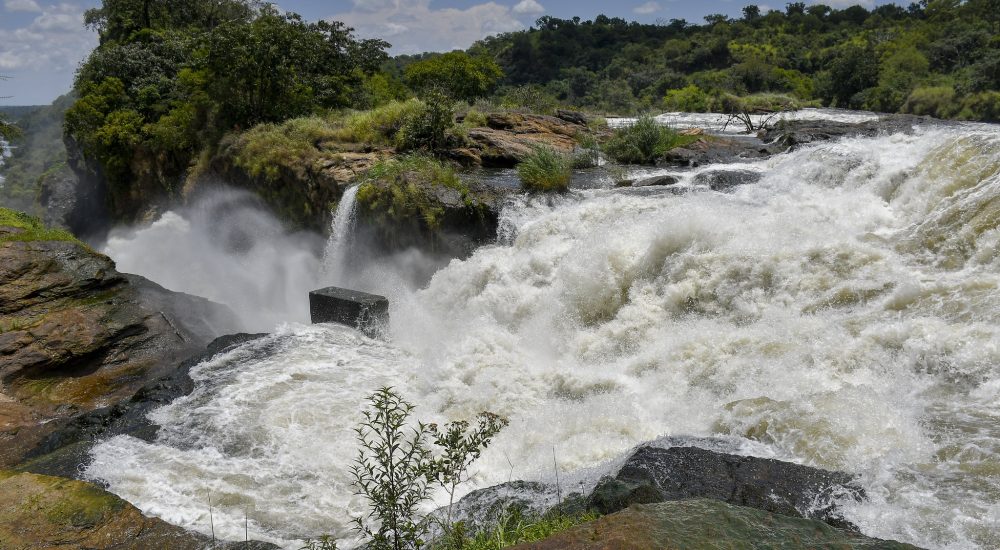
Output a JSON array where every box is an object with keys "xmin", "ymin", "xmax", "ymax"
[
  {"xmin": 309, "ymin": 286, "xmax": 389, "ymax": 338},
  {"xmin": 588, "ymin": 445, "xmax": 863, "ymax": 530},
  {"xmin": 658, "ymin": 137, "xmax": 779, "ymax": 167},
  {"xmin": 633, "ymin": 174, "xmax": 680, "ymax": 187},
  {"xmin": 693, "ymin": 169, "xmax": 762, "ymax": 191},
  {"xmin": 759, "ymin": 114, "xmax": 948, "ymax": 150},
  {"xmin": 556, "ymin": 109, "xmax": 589, "ymax": 126}
]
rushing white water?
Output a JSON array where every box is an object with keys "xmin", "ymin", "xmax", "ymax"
[
  {"xmin": 608, "ymin": 107, "xmax": 879, "ymax": 134},
  {"xmin": 102, "ymin": 190, "xmax": 326, "ymax": 332},
  {"xmin": 320, "ymin": 185, "xmax": 360, "ymax": 285},
  {"xmin": 88, "ymin": 122, "xmax": 1000, "ymax": 549}
]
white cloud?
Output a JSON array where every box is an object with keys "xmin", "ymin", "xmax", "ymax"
[
  {"xmin": 331, "ymin": 0, "xmax": 525, "ymax": 54},
  {"xmin": 0, "ymin": 3, "xmax": 96, "ymax": 72},
  {"xmin": 512, "ymin": 0, "xmax": 544, "ymax": 15},
  {"xmin": 633, "ymin": 1, "xmax": 661, "ymax": 15},
  {"xmin": 3, "ymin": 0, "xmax": 41, "ymax": 12}
]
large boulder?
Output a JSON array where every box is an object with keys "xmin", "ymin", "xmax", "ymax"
[
  {"xmin": 588, "ymin": 445, "xmax": 863, "ymax": 529},
  {"xmin": 468, "ymin": 113, "xmax": 583, "ymax": 167},
  {"xmin": 658, "ymin": 136, "xmax": 779, "ymax": 167},
  {"xmin": 511, "ymin": 500, "xmax": 920, "ymax": 550},
  {"xmin": 0, "ymin": 212, "xmax": 239, "ymax": 468}
]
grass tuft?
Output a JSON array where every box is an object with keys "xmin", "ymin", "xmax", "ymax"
[
  {"xmin": 0, "ymin": 207, "xmax": 80, "ymax": 244},
  {"xmin": 517, "ymin": 146, "xmax": 572, "ymax": 192},
  {"xmin": 602, "ymin": 114, "xmax": 698, "ymax": 165}
]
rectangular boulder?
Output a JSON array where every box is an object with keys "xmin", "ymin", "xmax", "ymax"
[{"xmin": 308, "ymin": 286, "xmax": 389, "ymax": 338}]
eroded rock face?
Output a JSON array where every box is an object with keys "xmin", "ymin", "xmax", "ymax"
[
  {"xmin": 511, "ymin": 500, "xmax": 921, "ymax": 550},
  {"xmin": 0, "ymin": 226, "xmax": 238, "ymax": 468},
  {"xmin": 588, "ymin": 445, "xmax": 862, "ymax": 529},
  {"xmin": 759, "ymin": 114, "xmax": 939, "ymax": 149},
  {"xmin": 468, "ymin": 113, "xmax": 583, "ymax": 167},
  {"xmin": 658, "ymin": 136, "xmax": 779, "ymax": 167},
  {"xmin": 355, "ymin": 169, "xmax": 512, "ymax": 257}
]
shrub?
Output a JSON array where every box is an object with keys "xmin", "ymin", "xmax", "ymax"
[
  {"xmin": 902, "ymin": 86, "xmax": 958, "ymax": 118},
  {"xmin": 399, "ymin": 90, "xmax": 455, "ymax": 152},
  {"xmin": 602, "ymin": 115, "xmax": 696, "ymax": 165},
  {"xmin": 663, "ymin": 85, "xmax": 712, "ymax": 112},
  {"xmin": 571, "ymin": 133, "xmax": 601, "ymax": 169},
  {"xmin": 224, "ymin": 116, "xmax": 340, "ymax": 180},
  {"xmin": 959, "ymin": 91, "xmax": 1000, "ymax": 122},
  {"xmin": 517, "ymin": 146, "xmax": 572, "ymax": 192},
  {"xmin": 352, "ymin": 388, "xmax": 433, "ymax": 550},
  {"xmin": 449, "ymin": 509, "xmax": 600, "ymax": 550},
  {"xmin": 334, "ymin": 99, "xmax": 425, "ymax": 146},
  {"xmin": 350, "ymin": 387, "xmax": 510, "ymax": 550}
]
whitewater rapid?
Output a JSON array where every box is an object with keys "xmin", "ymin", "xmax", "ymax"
[{"xmin": 87, "ymin": 122, "xmax": 1000, "ymax": 549}]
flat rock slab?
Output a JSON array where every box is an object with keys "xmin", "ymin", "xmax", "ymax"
[
  {"xmin": 512, "ymin": 499, "xmax": 921, "ymax": 550},
  {"xmin": 309, "ymin": 286, "xmax": 389, "ymax": 338},
  {"xmin": 588, "ymin": 445, "xmax": 863, "ymax": 529}
]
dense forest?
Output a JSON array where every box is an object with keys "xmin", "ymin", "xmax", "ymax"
[{"xmin": 3, "ymin": 0, "xmax": 1000, "ymax": 219}]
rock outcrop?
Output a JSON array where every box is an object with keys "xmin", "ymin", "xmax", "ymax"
[
  {"xmin": 511, "ymin": 500, "xmax": 920, "ymax": 550},
  {"xmin": 467, "ymin": 113, "xmax": 584, "ymax": 167},
  {"xmin": 0, "ymin": 214, "xmax": 239, "ymax": 468},
  {"xmin": 588, "ymin": 445, "xmax": 862, "ymax": 529},
  {"xmin": 355, "ymin": 167, "xmax": 512, "ymax": 257},
  {"xmin": 0, "ymin": 470, "xmax": 277, "ymax": 550}
]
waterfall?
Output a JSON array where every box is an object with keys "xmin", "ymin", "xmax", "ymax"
[
  {"xmin": 88, "ymin": 121, "xmax": 1000, "ymax": 550},
  {"xmin": 321, "ymin": 185, "xmax": 360, "ymax": 285}
]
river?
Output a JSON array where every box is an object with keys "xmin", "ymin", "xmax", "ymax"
[{"xmin": 86, "ymin": 115, "xmax": 1000, "ymax": 549}]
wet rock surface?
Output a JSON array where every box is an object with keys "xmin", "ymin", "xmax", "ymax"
[
  {"xmin": 658, "ymin": 136, "xmax": 779, "ymax": 167},
  {"xmin": 693, "ymin": 169, "xmax": 763, "ymax": 191},
  {"xmin": 758, "ymin": 114, "xmax": 945, "ymax": 149},
  {"xmin": 355, "ymin": 168, "xmax": 512, "ymax": 257},
  {"xmin": 588, "ymin": 445, "xmax": 863, "ymax": 529},
  {"xmin": 0, "ymin": 231, "xmax": 239, "ymax": 468},
  {"xmin": 511, "ymin": 499, "xmax": 921, "ymax": 550}
]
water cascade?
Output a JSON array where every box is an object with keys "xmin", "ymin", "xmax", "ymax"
[
  {"xmin": 87, "ymin": 122, "xmax": 1000, "ymax": 549},
  {"xmin": 321, "ymin": 184, "xmax": 360, "ymax": 285}
]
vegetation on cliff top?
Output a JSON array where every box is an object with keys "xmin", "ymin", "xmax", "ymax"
[
  {"xmin": 0, "ymin": 207, "xmax": 80, "ymax": 244},
  {"xmin": 517, "ymin": 146, "xmax": 572, "ymax": 193}
]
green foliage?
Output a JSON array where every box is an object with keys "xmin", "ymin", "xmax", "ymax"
[
  {"xmin": 516, "ymin": 146, "xmax": 572, "ymax": 192},
  {"xmin": 399, "ymin": 91, "xmax": 455, "ymax": 152},
  {"xmin": 603, "ymin": 115, "xmax": 696, "ymax": 165},
  {"xmin": 903, "ymin": 86, "xmax": 959, "ymax": 118},
  {"xmin": 357, "ymin": 154, "xmax": 468, "ymax": 231},
  {"xmin": 0, "ymin": 95, "xmax": 74, "ymax": 213},
  {"xmin": 334, "ymin": 100, "xmax": 426, "ymax": 146},
  {"xmin": 300, "ymin": 535, "xmax": 338, "ymax": 550},
  {"xmin": 496, "ymin": 86, "xmax": 560, "ymax": 114},
  {"xmin": 663, "ymin": 85, "xmax": 712, "ymax": 112},
  {"xmin": 436, "ymin": 510, "xmax": 600, "ymax": 550},
  {"xmin": 0, "ymin": 208, "xmax": 80, "ymax": 244},
  {"xmin": 66, "ymin": 0, "xmax": 389, "ymax": 211},
  {"xmin": 406, "ymin": 52, "xmax": 503, "ymax": 103},
  {"xmin": 350, "ymin": 387, "xmax": 510, "ymax": 550},
  {"xmin": 352, "ymin": 387, "xmax": 432, "ymax": 550},
  {"xmin": 222, "ymin": 116, "xmax": 341, "ymax": 181},
  {"xmin": 425, "ymin": 413, "xmax": 509, "ymax": 531},
  {"xmin": 473, "ymin": 4, "xmax": 1000, "ymax": 121}
]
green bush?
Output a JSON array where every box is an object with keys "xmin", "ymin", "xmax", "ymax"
[
  {"xmin": 357, "ymin": 154, "xmax": 468, "ymax": 230},
  {"xmin": 399, "ymin": 90, "xmax": 455, "ymax": 152},
  {"xmin": 449, "ymin": 510, "xmax": 600, "ymax": 550},
  {"xmin": 334, "ymin": 99, "xmax": 425, "ymax": 146},
  {"xmin": 224, "ymin": 116, "xmax": 341, "ymax": 181},
  {"xmin": 958, "ymin": 91, "xmax": 1000, "ymax": 122},
  {"xmin": 602, "ymin": 115, "xmax": 697, "ymax": 165},
  {"xmin": 902, "ymin": 86, "xmax": 959, "ymax": 118},
  {"xmin": 517, "ymin": 146, "xmax": 572, "ymax": 192},
  {"xmin": 663, "ymin": 85, "xmax": 713, "ymax": 112},
  {"xmin": 350, "ymin": 387, "xmax": 508, "ymax": 550}
]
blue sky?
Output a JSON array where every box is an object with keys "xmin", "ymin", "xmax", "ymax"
[{"xmin": 0, "ymin": 0, "xmax": 884, "ymax": 106}]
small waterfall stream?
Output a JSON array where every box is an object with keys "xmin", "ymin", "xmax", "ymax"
[{"xmin": 321, "ymin": 184, "xmax": 360, "ymax": 285}]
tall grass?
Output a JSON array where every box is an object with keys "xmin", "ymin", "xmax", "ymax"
[
  {"xmin": 516, "ymin": 146, "xmax": 572, "ymax": 192},
  {"xmin": 603, "ymin": 115, "xmax": 696, "ymax": 165}
]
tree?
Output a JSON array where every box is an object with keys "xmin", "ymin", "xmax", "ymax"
[
  {"xmin": 0, "ymin": 76, "xmax": 19, "ymax": 141},
  {"xmin": 404, "ymin": 51, "xmax": 503, "ymax": 102}
]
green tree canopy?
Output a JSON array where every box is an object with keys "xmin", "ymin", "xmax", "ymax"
[{"xmin": 404, "ymin": 51, "xmax": 503, "ymax": 102}]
